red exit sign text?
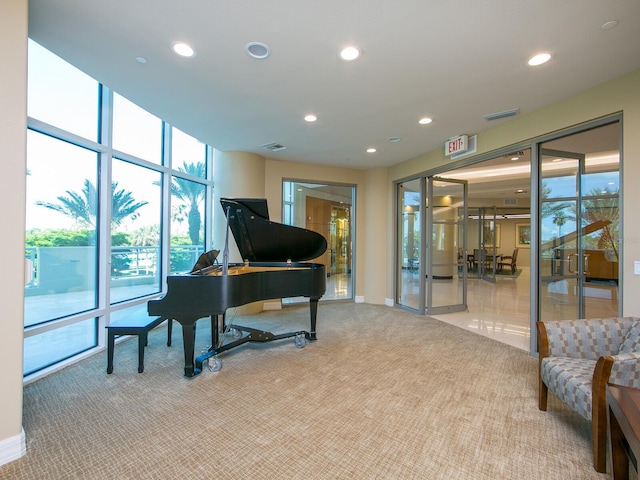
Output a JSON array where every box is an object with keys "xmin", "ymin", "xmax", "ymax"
[{"xmin": 445, "ymin": 135, "xmax": 468, "ymax": 156}]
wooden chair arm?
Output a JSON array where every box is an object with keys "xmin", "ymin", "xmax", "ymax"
[
  {"xmin": 592, "ymin": 355, "xmax": 614, "ymax": 472},
  {"xmin": 537, "ymin": 321, "xmax": 550, "ymax": 411},
  {"xmin": 537, "ymin": 321, "xmax": 549, "ymax": 358}
]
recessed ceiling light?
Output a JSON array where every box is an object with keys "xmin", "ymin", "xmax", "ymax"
[
  {"xmin": 304, "ymin": 114, "xmax": 317, "ymax": 122},
  {"xmin": 171, "ymin": 42, "xmax": 196, "ymax": 58},
  {"xmin": 528, "ymin": 52, "xmax": 551, "ymax": 66},
  {"xmin": 366, "ymin": 147, "xmax": 376, "ymax": 153},
  {"xmin": 245, "ymin": 42, "xmax": 270, "ymax": 59},
  {"xmin": 418, "ymin": 117, "xmax": 433, "ymax": 125},
  {"xmin": 388, "ymin": 137, "xmax": 401, "ymax": 143},
  {"xmin": 552, "ymin": 158, "xmax": 563, "ymax": 162},
  {"xmin": 340, "ymin": 46, "xmax": 361, "ymax": 61},
  {"xmin": 511, "ymin": 156, "xmax": 520, "ymax": 161},
  {"xmin": 601, "ymin": 20, "xmax": 619, "ymax": 30},
  {"xmin": 135, "ymin": 56, "xmax": 148, "ymax": 64}
]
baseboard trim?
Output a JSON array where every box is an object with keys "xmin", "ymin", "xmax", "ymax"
[
  {"xmin": 355, "ymin": 296, "xmax": 365, "ymax": 303},
  {"xmin": 384, "ymin": 298, "xmax": 394, "ymax": 307},
  {"xmin": 0, "ymin": 427, "xmax": 26, "ymax": 467}
]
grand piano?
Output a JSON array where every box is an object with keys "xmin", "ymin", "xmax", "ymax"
[{"xmin": 148, "ymin": 198, "xmax": 327, "ymax": 377}]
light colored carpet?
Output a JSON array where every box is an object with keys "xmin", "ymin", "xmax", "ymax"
[{"xmin": 1, "ymin": 303, "xmax": 607, "ymax": 479}]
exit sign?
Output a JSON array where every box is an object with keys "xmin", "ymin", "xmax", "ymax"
[{"xmin": 445, "ymin": 135, "xmax": 468, "ymax": 156}]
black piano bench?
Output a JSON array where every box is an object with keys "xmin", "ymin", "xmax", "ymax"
[{"xmin": 106, "ymin": 316, "xmax": 172, "ymax": 374}]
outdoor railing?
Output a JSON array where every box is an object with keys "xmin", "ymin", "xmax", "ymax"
[{"xmin": 25, "ymin": 245, "xmax": 204, "ymax": 292}]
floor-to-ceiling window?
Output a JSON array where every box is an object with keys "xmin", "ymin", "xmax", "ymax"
[
  {"xmin": 24, "ymin": 40, "xmax": 214, "ymax": 379},
  {"xmin": 538, "ymin": 120, "xmax": 620, "ymax": 322}
]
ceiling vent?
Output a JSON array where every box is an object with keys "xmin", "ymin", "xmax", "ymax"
[
  {"xmin": 484, "ymin": 108, "xmax": 520, "ymax": 121},
  {"xmin": 261, "ymin": 142, "xmax": 287, "ymax": 152},
  {"xmin": 503, "ymin": 198, "xmax": 518, "ymax": 206}
]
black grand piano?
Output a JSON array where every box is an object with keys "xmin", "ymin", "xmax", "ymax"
[{"xmin": 148, "ymin": 198, "xmax": 327, "ymax": 377}]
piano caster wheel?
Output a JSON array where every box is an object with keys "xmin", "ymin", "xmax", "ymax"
[
  {"xmin": 231, "ymin": 328, "xmax": 242, "ymax": 339},
  {"xmin": 295, "ymin": 334, "xmax": 306, "ymax": 349},
  {"xmin": 207, "ymin": 357, "xmax": 223, "ymax": 372}
]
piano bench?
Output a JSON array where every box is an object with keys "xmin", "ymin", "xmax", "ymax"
[{"xmin": 106, "ymin": 316, "xmax": 172, "ymax": 374}]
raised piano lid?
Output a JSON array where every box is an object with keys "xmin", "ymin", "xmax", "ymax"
[{"xmin": 220, "ymin": 198, "xmax": 328, "ymax": 262}]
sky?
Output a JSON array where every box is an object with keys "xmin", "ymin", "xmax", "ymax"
[{"xmin": 26, "ymin": 40, "xmax": 207, "ymax": 235}]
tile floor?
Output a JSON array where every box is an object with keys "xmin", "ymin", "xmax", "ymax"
[
  {"xmin": 416, "ymin": 267, "xmax": 618, "ymax": 352},
  {"xmin": 289, "ymin": 267, "xmax": 619, "ymax": 353}
]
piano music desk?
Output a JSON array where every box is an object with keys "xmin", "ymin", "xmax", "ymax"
[{"xmin": 106, "ymin": 316, "xmax": 171, "ymax": 374}]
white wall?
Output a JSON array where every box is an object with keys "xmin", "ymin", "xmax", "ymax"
[{"xmin": 0, "ymin": 0, "xmax": 27, "ymax": 465}]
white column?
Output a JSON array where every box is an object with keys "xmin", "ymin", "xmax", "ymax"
[{"xmin": 0, "ymin": 0, "xmax": 28, "ymax": 465}]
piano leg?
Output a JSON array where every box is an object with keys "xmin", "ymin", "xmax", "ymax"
[
  {"xmin": 211, "ymin": 315, "xmax": 219, "ymax": 347},
  {"xmin": 308, "ymin": 298, "xmax": 319, "ymax": 341},
  {"xmin": 174, "ymin": 316, "xmax": 221, "ymax": 378},
  {"xmin": 180, "ymin": 322, "xmax": 199, "ymax": 377}
]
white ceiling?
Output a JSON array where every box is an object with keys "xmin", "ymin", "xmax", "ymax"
[{"xmin": 27, "ymin": 0, "xmax": 640, "ymax": 169}]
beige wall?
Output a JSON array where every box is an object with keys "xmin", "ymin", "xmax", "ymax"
[
  {"xmin": 214, "ymin": 154, "xmax": 391, "ymax": 305},
  {"xmin": 213, "ymin": 151, "xmax": 266, "ymax": 262},
  {"xmin": 388, "ymin": 68, "xmax": 640, "ymax": 315},
  {"xmin": 264, "ymin": 159, "xmax": 371, "ymax": 300},
  {"xmin": 3, "ymin": 2, "xmax": 639, "ymax": 463},
  {"xmin": 0, "ymin": 0, "xmax": 27, "ymax": 464},
  {"xmin": 362, "ymin": 168, "xmax": 389, "ymax": 303}
]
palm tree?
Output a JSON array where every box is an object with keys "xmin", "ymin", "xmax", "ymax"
[
  {"xmin": 580, "ymin": 187, "xmax": 619, "ymax": 260},
  {"xmin": 552, "ymin": 210, "xmax": 572, "ymax": 239},
  {"xmin": 170, "ymin": 162, "xmax": 206, "ymax": 245},
  {"xmin": 541, "ymin": 183, "xmax": 572, "ymax": 222},
  {"xmin": 37, "ymin": 179, "xmax": 148, "ymax": 228},
  {"xmin": 582, "ymin": 187, "xmax": 619, "ymax": 247}
]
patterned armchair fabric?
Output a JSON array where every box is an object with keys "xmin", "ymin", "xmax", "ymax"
[
  {"xmin": 537, "ymin": 317, "xmax": 640, "ymax": 473},
  {"xmin": 543, "ymin": 317, "xmax": 635, "ymax": 360}
]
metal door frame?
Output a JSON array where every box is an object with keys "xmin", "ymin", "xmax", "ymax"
[
  {"xmin": 425, "ymin": 176, "xmax": 468, "ymax": 315},
  {"xmin": 540, "ymin": 148, "xmax": 587, "ymax": 318}
]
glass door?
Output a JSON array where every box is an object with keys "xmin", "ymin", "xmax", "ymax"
[
  {"xmin": 426, "ymin": 177, "xmax": 467, "ymax": 314},
  {"xmin": 467, "ymin": 207, "xmax": 498, "ymax": 282},
  {"xmin": 282, "ymin": 180, "xmax": 355, "ymax": 301},
  {"xmin": 479, "ymin": 207, "xmax": 498, "ymax": 283},
  {"xmin": 539, "ymin": 130, "xmax": 620, "ymax": 320},
  {"xmin": 397, "ymin": 178, "xmax": 422, "ymax": 310}
]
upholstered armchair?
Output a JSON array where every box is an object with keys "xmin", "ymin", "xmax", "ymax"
[{"xmin": 537, "ymin": 317, "xmax": 640, "ymax": 473}]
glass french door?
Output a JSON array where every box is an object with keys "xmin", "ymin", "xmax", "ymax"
[
  {"xmin": 467, "ymin": 206, "xmax": 498, "ymax": 282},
  {"xmin": 426, "ymin": 177, "xmax": 467, "ymax": 314},
  {"xmin": 397, "ymin": 178, "xmax": 421, "ymax": 310},
  {"xmin": 282, "ymin": 180, "xmax": 355, "ymax": 302},
  {"xmin": 479, "ymin": 207, "xmax": 499, "ymax": 283},
  {"xmin": 538, "ymin": 133, "xmax": 620, "ymax": 320}
]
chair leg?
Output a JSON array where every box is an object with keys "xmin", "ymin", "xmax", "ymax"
[
  {"xmin": 539, "ymin": 379, "xmax": 548, "ymax": 411},
  {"xmin": 592, "ymin": 419, "xmax": 607, "ymax": 473}
]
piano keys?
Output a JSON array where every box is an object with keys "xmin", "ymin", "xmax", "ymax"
[{"xmin": 148, "ymin": 198, "xmax": 327, "ymax": 377}]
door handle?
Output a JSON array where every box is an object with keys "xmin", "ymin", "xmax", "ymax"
[
  {"xmin": 583, "ymin": 253, "xmax": 590, "ymax": 276},
  {"xmin": 567, "ymin": 253, "xmax": 590, "ymax": 275}
]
